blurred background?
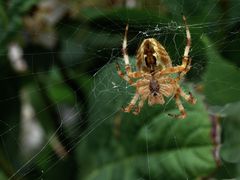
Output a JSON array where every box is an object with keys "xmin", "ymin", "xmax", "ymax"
[{"xmin": 1, "ymin": 0, "xmax": 240, "ymax": 179}]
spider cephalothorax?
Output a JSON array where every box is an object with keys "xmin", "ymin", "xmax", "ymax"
[
  {"xmin": 116, "ymin": 16, "xmax": 196, "ymax": 119},
  {"xmin": 149, "ymin": 77, "xmax": 160, "ymax": 96}
]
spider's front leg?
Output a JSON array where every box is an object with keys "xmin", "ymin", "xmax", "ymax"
[
  {"xmin": 115, "ymin": 63, "xmax": 145, "ymax": 85},
  {"xmin": 176, "ymin": 57, "xmax": 192, "ymax": 81},
  {"xmin": 178, "ymin": 15, "xmax": 192, "ymax": 77},
  {"xmin": 154, "ymin": 56, "xmax": 191, "ymax": 78},
  {"xmin": 155, "ymin": 15, "xmax": 192, "ymax": 77},
  {"xmin": 122, "ymin": 24, "xmax": 144, "ymax": 79},
  {"xmin": 116, "ymin": 24, "xmax": 144, "ymax": 84},
  {"xmin": 115, "ymin": 63, "xmax": 134, "ymax": 84}
]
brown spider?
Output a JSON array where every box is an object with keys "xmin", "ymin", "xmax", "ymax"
[{"xmin": 116, "ymin": 16, "xmax": 196, "ymax": 119}]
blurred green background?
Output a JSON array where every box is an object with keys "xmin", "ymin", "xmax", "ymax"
[{"xmin": 1, "ymin": 0, "xmax": 240, "ymax": 179}]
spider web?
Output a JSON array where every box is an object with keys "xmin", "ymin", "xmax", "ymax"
[{"xmin": 0, "ymin": 0, "xmax": 240, "ymax": 179}]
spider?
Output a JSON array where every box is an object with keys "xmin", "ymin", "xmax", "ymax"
[{"xmin": 116, "ymin": 15, "xmax": 196, "ymax": 119}]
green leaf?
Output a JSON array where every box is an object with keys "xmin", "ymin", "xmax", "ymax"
[
  {"xmin": 202, "ymin": 35, "xmax": 240, "ymax": 105},
  {"xmin": 220, "ymin": 101, "xmax": 240, "ymax": 163},
  {"xmin": 77, "ymin": 62, "xmax": 218, "ymax": 180},
  {"xmin": 46, "ymin": 68, "xmax": 76, "ymax": 105},
  {"xmin": 201, "ymin": 37, "xmax": 240, "ymax": 178},
  {"xmin": 209, "ymin": 102, "xmax": 240, "ymax": 179}
]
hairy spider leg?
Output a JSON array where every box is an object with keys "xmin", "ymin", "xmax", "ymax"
[
  {"xmin": 132, "ymin": 81, "xmax": 149, "ymax": 115},
  {"xmin": 177, "ymin": 57, "xmax": 192, "ymax": 81},
  {"xmin": 115, "ymin": 63, "xmax": 133, "ymax": 84},
  {"xmin": 168, "ymin": 93, "xmax": 186, "ymax": 119},
  {"xmin": 183, "ymin": 15, "xmax": 191, "ymax": 58},
  {"xmin": 155, "ymin": 15, "xmax": 191, "ymax": 77},
  {"xmin": 115, "ymin": 25, "xmax": 144, "ymax": 84},
  {"xmin": 133, "ymin": 93, "xmax": 148, "ymax": 115},
  {"xmin": 132, "ymin": 79, "xmax": 149, "ymax": 87},
  {"xmin": 178, "ymin": 85, "xmax": 196, "ymax": 104},
  {"xmin": 121, "ymin": 24, "xmax": 144, "ymax": 78},
  {"xmin": 168, "ymin": 85, "xmax": 196, "ymax": 118},
  {"xmin": 123, "ymin": 24, "xmax": 130, "ymax": 68},
  {"xmin": 123, "ymin": 93, "xmax": 139, "ymax": 112}
]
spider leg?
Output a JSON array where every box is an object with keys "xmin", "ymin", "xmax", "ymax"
[
  {"xmin": 178, "ymin": 85, "xmax": 196, "ymax": 104},
  {"xmin": 155, "ymin": 15, "xmax": 191, "ymax": 77},
  {"xmin": 168, "ymin": 94, "xmax": 186, "ymax": 119},
  {"xmin": 177, "ymin": 57, "xmax": 192, "ymax": 81},
  {"xmin": 115, "ymin": 63, "xmax": 134, "ymax": 84},
  {"xmin": 116, "ymin": 63, "xmax": 149, "ymax": 86},
  {"xmin": 122, "ymin": 92, "xmax": 139, "ymax": 113},
  {"xmin": 168, "ymin": 85, "xmax": 196, "ymax": 119},
  {"xmin": 133, "ymin": 96, "xmax": 147, "ymax": 115},
  {"xmin": 132, "ymin": 79, "xmax": 149, "ymax": 87},
  {"xmin": 122, "ymin": 24, "xmax": 147, "ymax": 79},
  {"xmin": 157, "ymin": 76, "xmax": 176, "ymax": 84},
  {"xmin": 133, "ymin": 88, "xmax": 149, "ymax": 115},
  {"xmin": 122, "ymin": 24, "xmax": 135, "ymax": 77},
  {"xmin": 116, "ymin": 24, "xmax": 144, "ymax": 83},
  {"xmin": 122, "ymin": 24, "xmax": 130, "ymax": 70},
  {"xmin": 183, "ymin": 15, "xmax": 191, "ymax": 58},
  {"xmin": 154, "ymin": 56, "xmax": 190, "ymax": 78},
  {"xmin": 175, "ymin": 15, "xmax": 192, "ymax": 76}
]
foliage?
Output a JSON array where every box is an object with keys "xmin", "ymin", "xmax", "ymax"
[{"xmin": 76, "ymin": 61, "xmax": 217, "ymax": 180}]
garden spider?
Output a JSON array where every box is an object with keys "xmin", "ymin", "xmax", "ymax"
[{"xmin": 116, "ymin": 15, "xmax": 196, "ymax": 119}]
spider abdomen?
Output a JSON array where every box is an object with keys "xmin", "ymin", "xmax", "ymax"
[{"xmin": 136, "ymin": 38, "xmax": 172, "ymax": 72}]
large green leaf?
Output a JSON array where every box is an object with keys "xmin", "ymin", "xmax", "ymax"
[
  {"xmin": 77, "ymin": 61, "xmax": 218, "ymax": 180},
  {"xmin": 220, "ymin": 102, "xmax": 240, "ymax": 163},
  {"xmin": 201, "ymin": 35, "xmax": 240, "ymax": 178},
  {"xmin": 207, "ymin": 101, "xmax": 240, "ymax": 179},
  {"xmin": 202, "ymin": 35, "xmax": 240, "ymax": 105}
]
